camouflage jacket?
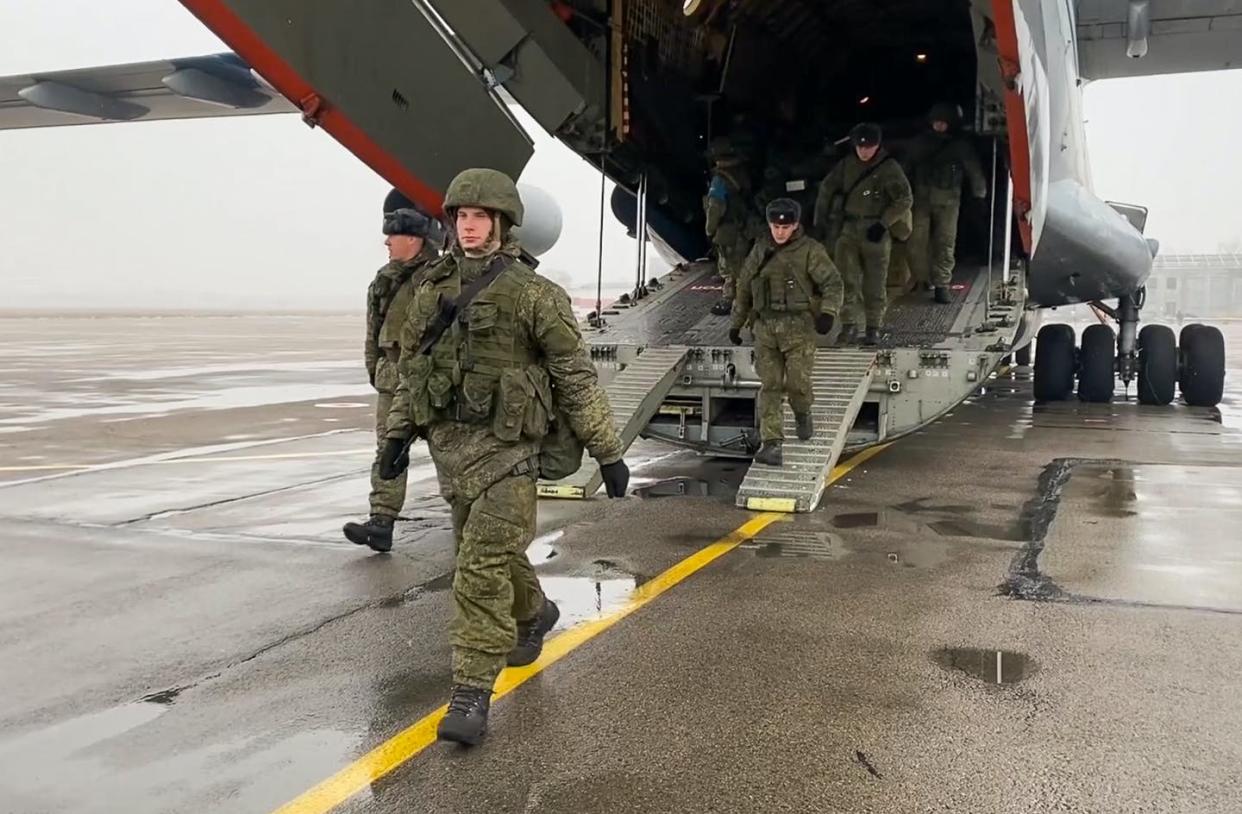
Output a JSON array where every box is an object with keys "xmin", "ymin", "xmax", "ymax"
[
  {"xmin": 813, "ymin": 149, "xmax": 913, "ymax": 229},
  {"xmin": 386, "ymin": 240, "xmax": 623, "ymax": 499},
  {"xmin": 732, "ymin": 229, "xmax": 843, "ymax": 329},
  {"xmin": 704, "ymin": 164, "xmax": 753, "ymax": 246},
  {"xmin": 364, "ymin": 247, "xmax": 437, "ymax": 392},
  {"xmin": 909, "ymin": 133, "xmax": 988, "ymax": 205}
]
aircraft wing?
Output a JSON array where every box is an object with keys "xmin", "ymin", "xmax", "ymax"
[
  {"xmin": 1077, "ymin": 0, "xmax": 1242, "ymax": 80},
  {"xmin": 0, "ymin": 53, "xmax": 293, "ymax": 129}
]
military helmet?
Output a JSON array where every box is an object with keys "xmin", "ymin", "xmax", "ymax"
[
  {"xmin": 443, "ymin": 168, "xmax": 524, "ymax": 227},
  {"xmin": 849, "ymin": 122, "xmax": 882, "ymax": 147},
  {"xmin": 765, "ymin": 197, "xmax": 802, "ymax": 225},
  {"xmin": 927, "ymin": 102, "xmax": 962, "ymax": 126}
]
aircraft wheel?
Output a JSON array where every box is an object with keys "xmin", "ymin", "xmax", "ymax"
[
  {"xmin": 1077, "ymin": 324, "xmax": 1116, "ymax": 403},
  {"xmin": 1137, "ymin": 325, "xmax": 1176, "ymax": 405},
  {"xmin": 1180, "ymin": 323, "xmax": 1226, "ymax": 407},
  {"xmin": 1034, "ymin": 324, "xmax": 1076, "ymax": 402},
  {"xmin": 1015, "ymin": 344, "xmax": 1031, "ymax": 367}
]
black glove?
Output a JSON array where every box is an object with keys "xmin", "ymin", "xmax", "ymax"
[
  {"xmin": 378, "ymin": 438, "xmax": 410, "ymax": 480},
  {"xmin": 600, "ymin": 459, "xmax": 630, "ymax": 498},
  {"xmin": 866, "ymin": 222, "xmax": 887, "ymax": 243},
  {"xmin": 728, "ymin": 327, "xmax": 743, "ymax": 346},
  {"xmin": 814, "ymin": 313, "xmax": 835, "ymax": 335}
]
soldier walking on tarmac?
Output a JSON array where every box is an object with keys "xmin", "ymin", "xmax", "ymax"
[
  {"xmin": 343, "ymin": 189, "xmax": 442, "ymax": 553},
  {"xmin": 730, "ymin": 198, "xmax": 843, "ymax": 467},
  {"xmin": 813, "ymin": 123, "xmax": 913, "ymax": 346},
  {"xmin": 908, "ymin": 102, "xmax": 988, "ymax": 303},
  {"xmin": 379, "ymin": 168, "xmax": 630, "ymax": 745},
  {"xmin": 704, "ymin": 137, "xmax": 754, "ymax": 316}
]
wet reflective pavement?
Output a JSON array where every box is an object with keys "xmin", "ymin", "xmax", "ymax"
[{"xmin": 4, "ymin": 316, "xmax": 1242, "ymax": 812}]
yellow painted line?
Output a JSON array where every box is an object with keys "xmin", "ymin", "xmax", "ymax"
[
  {"xmin": 271, "ymin": 448, "xmax": 888, "ymax": 814},
  {"xmin": 824, "ymin": 442, "xmax": 890, "ymax": 487}
]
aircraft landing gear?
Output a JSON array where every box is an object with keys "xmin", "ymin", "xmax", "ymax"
[{"xmin": 1031, "ymin": 286, "xmax": 1225, "ymax": 407}]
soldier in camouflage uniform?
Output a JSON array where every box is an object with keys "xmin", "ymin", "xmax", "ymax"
[
  {"xmin": 730, "ymin": 198, "xmax": 843, "ymax": 467},
  {"xmin": 704, "ymin": 137, "xmax": 754, "ymax": 316},
  {"xmin": 380, "ymin": 168, "xmax": 630, "ymax": 745},
  {"xmin": 907, "ymin": 103, "xmax": 988, "ymax": 303},
  {"xmin": 813, "ymin": 123, "xmax": 913, "ymax": 346},
  {"xmin": 343, "ymin": 189, "xmax": 442, "ymax": 553}
]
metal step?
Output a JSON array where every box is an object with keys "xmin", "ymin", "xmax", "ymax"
[
  {"xmin": 736, "ymin": 349, "xmax": 877, "ymax": 513},
  {"xmin": 539, "ymin": 346, "xmax": 689, "ymax": 499}
]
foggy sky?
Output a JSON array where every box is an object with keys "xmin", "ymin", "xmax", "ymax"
[{"xmin": 2, "ymin": 0, "xmax": 1240, "ymax": 311}]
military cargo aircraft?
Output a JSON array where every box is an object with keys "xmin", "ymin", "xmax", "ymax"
[{"xmin": 1, "ymin": 0, "xmax": 1235, "ymax": 511}]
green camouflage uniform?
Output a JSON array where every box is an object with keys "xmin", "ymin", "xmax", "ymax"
[
  {"xmin": 813, "ymin": 151, "xmax": 913, "ymax": 328},
  {"xmin": 908, "ymin": 134, "xmax": 987, "ymax": 287},
  {"xmin": 364, "ymin": 249, "xmax": 436, "ymax": 518},
  {"xmin": 386, "ymin": 238, "xmax": 623, "ymax": 691},
  {"xmin": 704, "ymin": 162, "xmax": 753, "ymax": 303},
  {"xmin": 732, "ymin": 229, "xmax": 843, "ymax": 443}
]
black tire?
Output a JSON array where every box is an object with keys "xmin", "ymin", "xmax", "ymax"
[
  {"xmin": 1178, "ymin": 324, "xmax": 1204, "ymax": 395},
  {"xmin": 1034, "ymin": 324, "xmax": 1076, "ymax": 402},
  {"xmin": 1137, "ymin": 324, "xmax": 1177, "ymax": 406},
  {"xmin": 1015, "ymin": 344, "xmax": 1032, "ymax": 367},
  {"xmin": 1077, "ymin": 324, "xmax": 1116, "ymax": 403},
  {"xmin": 1180, "ymin": 323, "xmax": 1226, "ymax": 407}
]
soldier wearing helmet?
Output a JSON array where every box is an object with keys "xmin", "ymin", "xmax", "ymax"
[
  {"xmin": 703, "ymin": 136, "xmax": 755, "ymax": 316},
  {"xmin": 729, "ymin": 198, "xmax": 843, "ymax": 466},
  {"xmin": 343, "ymin": 188, "xmax": 443, "ymax": 553},
  {"xmin": 379, "ymin": 168, "xmax": 629, "ymax": 745},
  {"xmin": 907, "ymin": 102, "xmax": 988, "ymax": 303},
  {"xmin": 813, "ymin": 123, "xmax": 913, "ymax": 346}
]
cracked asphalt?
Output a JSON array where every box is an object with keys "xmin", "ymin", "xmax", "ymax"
[{"xmin": 3, "ymin": 316, "xmax": 1242, "ymax": 813}]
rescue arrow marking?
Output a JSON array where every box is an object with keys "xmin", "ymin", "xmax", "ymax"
[{"xmin": 272, "ymin": 447, "xmax": 889, "ymax": 814}]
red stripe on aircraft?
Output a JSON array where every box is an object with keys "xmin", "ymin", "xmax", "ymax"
[
  {"xmin": 990, "ymin": 0, "xmax": 1035, "ymax": 253},
  {"xmin": 177, "ymin": 0, "xmax": 445, "ymax": 215}
]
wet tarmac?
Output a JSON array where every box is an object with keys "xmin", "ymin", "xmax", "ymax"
[{"xmin": 3, "ymin": 315, "xmax": 1242, "ymax": 812}]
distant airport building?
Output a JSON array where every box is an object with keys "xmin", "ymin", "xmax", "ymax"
[{"xmin": 1146, "ymin": 253, "xmax": 1242, "ymax": 321}]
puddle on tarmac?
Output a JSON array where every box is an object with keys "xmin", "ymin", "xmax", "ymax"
[
  {"xmin": 540, "ymin": 574, "xmax": 636, "ymax": 629},
  {"xmin": 633, "ymin": 477, "xmax": 710, "ymax": 498},
  {"xmin": 927, "ymin": 519, "xmax": 1025, "ymax": 542},
  {"xmin": 526, "ymin": 529, "xmax": 565, "ymax": 564},
  {"xmin": 0, "ymin": 700, "xmax": 170, "ymax": 764},
  {"xmin": 831, "ymin": 512, "xmax": 879, "ymax": 529},
  {"xmin": 933, "ymin": 647, "xmax": 1035, "ymax": 685}
]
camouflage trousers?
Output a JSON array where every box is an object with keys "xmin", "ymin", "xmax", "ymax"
[
  {"xmin": 835, "ymin": 221, "xmax": 892, "ymax": 329},
  {"xmin": 714, "ymin": 239, "xmax": 750, "ymax": 303},
  {"xmin": 753, "ymin": 313, "xmax": 817, "ymax": 443},
  {"xmin": 449, "ymin": 472, "xmax": 544, "ymax": 690},
  {"xmin": 908, "ymin": 198, "xmax": 962, "ymax": 287},
  {"xmin": 369, "ymin": 391, "xmax": 407, "ymax": 518}
]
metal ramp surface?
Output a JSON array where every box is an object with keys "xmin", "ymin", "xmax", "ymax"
[
  {"xmin": 539, "ymin": 346, "xmax": 689, "ymax": 499},
  {"xmin": 736, "ymin": 349, "xmax": 877, "ymax": 513}
]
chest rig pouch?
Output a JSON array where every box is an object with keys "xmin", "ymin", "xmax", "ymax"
[
  {"xmin": 407, "ymin": 256, "xmax": 553, "ymax": 443},
  {"xmin": 750, "ymin": 246, "xmax": 815, "ymax": 314}
]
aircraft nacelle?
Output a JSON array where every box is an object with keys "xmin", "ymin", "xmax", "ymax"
[{"xmin": 512, "ymin": 182, "xmax": 562, "ymax": 258}]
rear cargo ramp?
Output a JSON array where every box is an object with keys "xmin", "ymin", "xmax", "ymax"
[
  {"xmin": 539, "ymin": 346, "xmax": 689, "ymax": 499},
  {"xmin": 737, "ymin": 349, "xmax": 877, "ymax": 513}
]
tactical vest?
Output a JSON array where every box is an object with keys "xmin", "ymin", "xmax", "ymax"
[
  {"xmin": 404, "ymin": 260, "xmax": 553, "ymax": 444},
  {"xmin": 749, "ymin": 240, "xmax": 816, "ymax": 315}
]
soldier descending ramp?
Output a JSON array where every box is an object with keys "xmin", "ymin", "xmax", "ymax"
[
  {"xmin": 539, "ymin": 346, "xmax": 689, "ymax": 499},
  {"xmin": 736, "ymin": 349, "xmax": 877, "ymax": 512}
]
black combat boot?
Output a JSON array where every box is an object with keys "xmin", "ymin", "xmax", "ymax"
[
  {"xmin": 795, "ymin": 412, "xmax": 814, "ymax": 441},
  {"xmin": 437, "ymin": 685, "xmax": 491, "ymax": 746},
  {"xmin": 342, "ymin": 515, "xmax": 394, "ymax": 553},
  {"xmin": 507, "ymin": 598, "xmax": 560, "ymax": 666},
  {"xmin": 754, "ymin": 441, "xmax": 784, "ymax": 466},
  {"xmin": 710, "ymin": 298, "xmax": 733, "ymax": 316},
  {"xmin": 933, "ymin": 286, "xmax": 951, "ymax": 304},
  {"xmin": 863, "ymin": 327, "xmax": 881, "ymax": 346}
]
